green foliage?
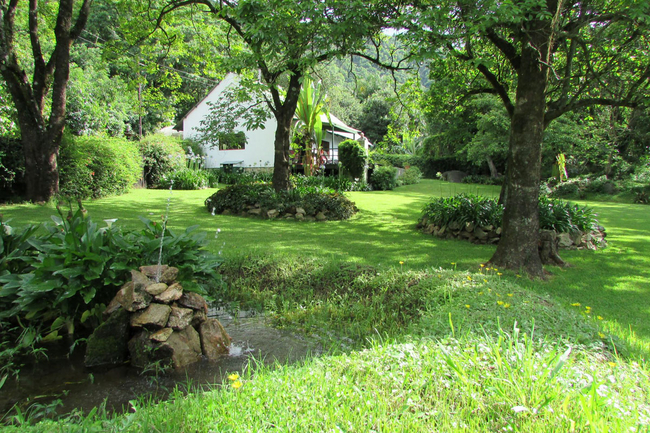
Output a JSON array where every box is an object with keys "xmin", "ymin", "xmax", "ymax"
[
  {"xmin": 138, "ymin": 134, "xmax": 186, "ymax": 187},
  {"xmin": 212, "ymin": 169, "xmax": 274, "ymax": 185},
  {"xmin": 291, "ymin": 174, "xmax": 371, "ymax": 192},
  {"xmin": 338, "ymin": 139, "xmax": 367, "ymax": 179},
  {"xmin": 397, "ymin": 166, "xmax": 422, "ymax": 186},
  {"xmin": 58, "ymin": 135, "xmax": 143, "ymax": 199},
  {"xmin": 205, "ymin": 184, "xmax": 357, "ymax": 220},
  {"xmin": 0, "ymin": 203, "xmax": 222, "ymax": 345},
  {"xmin": 66, "ymin": 45, "xmax": 137, "ymax": 137},
  {"xmin": 0, "ymin": 136, "xmax": 25, "ymax": 201},
  {"xmin": 354, "ymin": 96, "xmax": 391, "ymax": 145},
  {"xmin": 158, "ymin": 168, "xmax": 209, "ymax": 190},
  {"xmin": 462, "ymin": 174, "xmax": 504, "ymax": 186},
  {"xmin": 537, "ymin": 196, "xmax": 598, "ymax": 233},
  {"xmin": 421, "ymin": 194, "xmax": 598, "ymax": 233},
  {"xmin": 369, "ymin": 152, "xmax": 423, "ymax": 169},
  {"xmin": 370, "ymin": 166, "xmax": 398, "ymax": 191},
  {"xmin": 421, "ymin": 194, "xmax": 503, "ymax": 228}
]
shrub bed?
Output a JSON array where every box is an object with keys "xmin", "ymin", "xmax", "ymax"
[
  {"xmin": 205, "ymin": 184, "xmax": 358, "ymax": 221},
  {"xmin": 370, "ymin": 166, "xmax": 398, "ymax": 190},
  {"xmin": 418, "ymin": 194, "xmax": 606, "ymax": 250}
]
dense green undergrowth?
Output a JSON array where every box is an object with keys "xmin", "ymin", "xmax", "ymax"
[{"xmin": 4, "ymin": 255, "xmax": 648, "ymax": 432}]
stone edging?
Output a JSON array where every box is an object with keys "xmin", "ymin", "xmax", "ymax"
[{"xmin": 417, "ymin": 218, "xmax": 607, "ymax": 250}]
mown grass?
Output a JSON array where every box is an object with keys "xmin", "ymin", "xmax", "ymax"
[{"xmin": 1, "ymin": 179, "xmax": 649, "ymax": 431}]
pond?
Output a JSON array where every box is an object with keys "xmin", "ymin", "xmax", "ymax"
[{"xmin": 0, "ymin": 309, "xmax": 322, "ymax": 420}]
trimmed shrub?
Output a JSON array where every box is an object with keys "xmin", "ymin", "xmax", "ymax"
[
  {"xmin": 291, "ymin": 174, "xmax": 371, "ymax": 192},
  {"xmin": 58, "ymin": 135, "xmax": 142, "ymax": 199},
  {"xmin": 138, "ymin": 134, "xmax": 186, "ymax": 187},
  {"xmin": 397, "ymin": 166, "xmax": 423, "ymax": 186},
  {"xmin": 461, "ymin": 174, "xmax": 504, "ymax": 185},
  {"xmin": 370, "ymin": 166, "xmax": 398, "ymax": 191},
  {"xmin": 205, "ymin": 184, "xmax": 357, "ymax": 220},
  {"xmin": 158, "ymin": 167, "xmax": 209, "ymax": 190},
  {"xmin": 213, "ymin": 169, "xmax": 273, "ymax": 185},
  {"xmin": 338, "ymin": 139, "xmax": 367, "ymax": 179},
  {"xmin": 420, "ymin": 193, "xmax": 599, "ymax": 234}
]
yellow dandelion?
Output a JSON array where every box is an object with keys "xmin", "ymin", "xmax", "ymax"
[
  {"xmin": 465, "ymin": 304, "xmax": 470, "ymax": 309},
  {"xmin": 507, "ymin": 293, "xmax": 513, "ymax": 297},
  {"xmin": 399, "ymin": 261, "xmax": 404, "ymax": 265},
  {"xmin": 480, "ymin": 264, "xmax": 485, "ymax": 268},
  {"xmin": 494, "ymin": 268, "xmax": 498, "ymax": 272},
  {"xmin": 467, "ymin": 276, "xmax": 472, "ymax": 281},
  {"xmin": 585, "ymin": 306, "xmax": 591, "ymax": 310},
  {"xmin": 483, "ymin": 279, "xmax": 488, "ymax": 283},
  {"xmin": 451, "ymin": 262, "xmax": 456, "ymax": 265},
  {"xmin": 598, "ymin": 332, "xmax": 606, "ymax": 338},
  {"xmin": 571, "ymin": 303, "xmax": 581, "ymax": 307},
  {"xmin": 504, "ymin": 303, "xmax": 511, "ymax": 308},
  {"xmin": 516, "ymin": 274, "xmax": 522, "ymax": 278},
  {"xmin": 478, "ymin": 291, "xmax": 483, "ymax": 295},
  {"xmin": 608, "ymin": 362, "xmax": 616, "ymax": 368},
  {"xmin": 497, "ymin": 272, "xmax": 503, "ymax": 276},
  {"xmin": 231, "ymin": 380, "xmax": 243, "ymax": 389},
  {"xmin": 497, "ymin": 301, "xmax": 504, "ymax": 305},
  {"xmin": 228, "ymin": 373, "xmax": 240, "ymax": 381},
  {"xmin": 597, "ymin": 316, "xmax": 603, "ymax": 320}
]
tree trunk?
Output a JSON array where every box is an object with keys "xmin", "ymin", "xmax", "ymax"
[
  {"xmin": 271, "ymin": 72, "xmax": 302, "ymax": 191},
  {"xmin": 486, "ymin": 155, "xmax": 498, "ymax": 178},
  {"xmin": 272, "ymin": 109, "xmax": 293, "ymax": 191},
  {"xmin": 22, "ymin": 129, "xmax": 61, "ymax": 202},
  {"xmin": 489, "ymin": 42, "xmax": 548, "ymax": 278}
]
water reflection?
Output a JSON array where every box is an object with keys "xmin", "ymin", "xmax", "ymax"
[{"xmin": 0, "ymin": 309, "xmax": 321, "ymax": 418}]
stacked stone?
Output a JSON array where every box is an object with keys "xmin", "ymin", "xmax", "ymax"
[
  {"xmin": 85, "ymin": 265, "xmax": 230, "ymax": 369},
  {"xmin": 417, "ymin": 218, "xmax": 607, "ymax": 250},
  {"xmin": 221, "ymin": 204, "xmax": 332, "ymax": 221}
]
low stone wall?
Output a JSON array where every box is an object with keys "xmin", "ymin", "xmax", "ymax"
[
  {"xmin": 417, "ymin": 218, "xmax": 607, "ymax": 250},
  {"xmin": 221, "ymin": 205, "xmax": 334, "ymax": 221},
  {"xmin": 85, "ymin": 265, "xmax": 230, "ymax": 370}
]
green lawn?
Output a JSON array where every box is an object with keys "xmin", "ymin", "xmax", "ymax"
[
  {"xmin": 3, "ymin": 180, "xmax": 648, "ymax": 348},
  {"xmin": 2, "ymin": 179, "xmax": 650, "ymax": 431}
]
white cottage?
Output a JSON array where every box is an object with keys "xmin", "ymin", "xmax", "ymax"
[{"xmin": 181, "ymin": 73, "xmax": 371, "ymax": 170}]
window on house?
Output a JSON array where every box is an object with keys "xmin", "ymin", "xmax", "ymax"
[{"xmin": 217, "ymin": 131, "xmax": 247, "ymax": 150}]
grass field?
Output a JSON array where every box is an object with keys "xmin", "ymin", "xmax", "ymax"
[{"xmin": 1, "ymin": 179, "xmax": 649, "ymax": 431}]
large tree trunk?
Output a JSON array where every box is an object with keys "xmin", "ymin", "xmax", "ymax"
[
  {"xmin": 272, "ymin": 109, "xmax": 293, "ymax": 191},
  {"xmin": 489, "ymin": 41, "xmax": 548, "ymax": 278},
  {"xmin": 22, "ymin": 128, "xmax": 61, "ymax": 202},
  {"xmin": 0, "ymin": 0, "xmax": 90, "ymax": 203},
  {"xmin": 271, "ymin": 72, "xmax": 302, "ymax": 191}
]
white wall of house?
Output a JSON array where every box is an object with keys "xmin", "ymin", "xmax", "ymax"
[
  {"xmin": 182, "ymin": 73, "xmax": 276, "ymax": 169},
  {"xmin": 182, "ymin": 73, "xmax": 370, "ymax": 169}
]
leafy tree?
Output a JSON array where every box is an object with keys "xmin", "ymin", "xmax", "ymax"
[
  {"xmin": 157, "ymin": 0, "xmax": 398, "ymax": 191},
  {"xmin": 0, "ymin": 0, "xmax": 92, "ymax": 202},
  {"xmin": 399, "ymin": 0, "xmax": 650, "ymax": 276}
]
